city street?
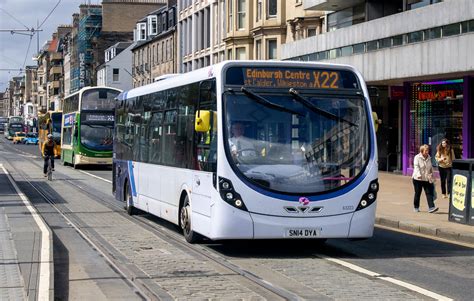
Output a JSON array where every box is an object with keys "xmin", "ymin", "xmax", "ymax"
[{"xmin": 1, "ymin": 137, "xmax": 473, "ymax": 300}]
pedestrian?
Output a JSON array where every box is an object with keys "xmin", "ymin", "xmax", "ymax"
[
  {"xmin": 435, "ymin": 138, "xmax": 455, "ymax": 198},
  {"xmin": 412, "ymin": 144, "xmax": 438, "ymax": 213}
]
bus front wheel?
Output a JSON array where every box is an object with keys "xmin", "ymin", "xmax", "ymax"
[{"xmin": 180, "ymin": 196, "xmax": 200, "ymax": 243}]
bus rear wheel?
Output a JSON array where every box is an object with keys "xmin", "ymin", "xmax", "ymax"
[
  {"xmin": 180, "ymin": 196, "xmax": 200, "ymax": 243},
  {"xmin": 125, "ymin": 182, "xmax": 137, "ymax": 216}
]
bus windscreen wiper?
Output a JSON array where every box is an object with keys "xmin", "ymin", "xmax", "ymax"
[
  {"xmin": 289, "ymin": 88, "xmax": 358, "ymax": 127},
  {"xmin": 241, "ymin": 87, "xmax": 302, "ymax": 116}
]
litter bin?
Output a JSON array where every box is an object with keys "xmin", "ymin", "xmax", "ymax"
[{"xmin": 448, "ymin": 159, "xmax": 474, "ymax": 225}]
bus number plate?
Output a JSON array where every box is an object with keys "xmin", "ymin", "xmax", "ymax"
[{"xmin": 286, "ymin": 228, "xmax": 321, "ymax": 238}]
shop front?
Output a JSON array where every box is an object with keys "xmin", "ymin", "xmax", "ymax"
[{"xmin": 403, "ymin": 76, "xmax": 473, "ymax": 175}]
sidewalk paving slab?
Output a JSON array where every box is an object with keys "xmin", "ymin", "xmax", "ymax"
[{"xmin": 376, "ymin": 171, "xmax": 474, "ymax": 245}]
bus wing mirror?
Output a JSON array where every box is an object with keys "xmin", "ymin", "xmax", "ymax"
[{"xmin": 195, "ymin": 110, "xmax": 211, "ymax": 133}]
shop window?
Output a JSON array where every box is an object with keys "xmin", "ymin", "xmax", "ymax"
[
  {"xmin": 407, "ymin": 31, "xmax": 423, "ymax": 43},
  {"xmin": 353, "ymin": 43, "xmax": 365, "ymax": 54},
  {"xmin": 409, "ymin": 80, "xmax": 464, "ymax": 169},
  {"xmin": 443, "ymin": 23, "xmax": 460, "ymax": 37}
]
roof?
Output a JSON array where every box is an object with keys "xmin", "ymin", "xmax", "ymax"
[{"xmin": 48, "ymin": 38, "xmax": 58, "ymax": 52}]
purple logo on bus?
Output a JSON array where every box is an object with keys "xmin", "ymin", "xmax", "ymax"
[{"xmin": 299, "ymin": 197, "xmax": 310, "ymax": 205}]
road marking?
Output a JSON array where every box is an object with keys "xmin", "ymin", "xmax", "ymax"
[
  {"xmin": 318, "ymin": 255, "xmax": 453, "ymax": 301},
  {"xmin": 78, "ymin": 170, "xmax": 112, "ymax": 183},
  {"xmin": 1, "ymin": 164, "xmax": 51, "ymax": 301}
]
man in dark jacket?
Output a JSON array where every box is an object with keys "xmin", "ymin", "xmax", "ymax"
[{"xmin": 42, "ymin": 134, "xmax": 56, "ymax": 177}]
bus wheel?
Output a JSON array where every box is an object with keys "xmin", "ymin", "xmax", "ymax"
[
  {"xmin": 180, "ymin": 196, "xmax": 200, "ymax": 243},
  {"xmin": 125, "ymin": 182, "xmax": 137, "ymax": 215}
]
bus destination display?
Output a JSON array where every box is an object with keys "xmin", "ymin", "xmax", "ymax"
[
  {"xmin": 225, "ymin": 67, "xmax": 359, "ymax": 90},
  {"xmin": 84, "ymin": 113, "xmax": 114, "ymax": 122}
]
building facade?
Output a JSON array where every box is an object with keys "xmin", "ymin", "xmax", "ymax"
[
  {"xmin": 282, "ymin": 0, "xmax": 474, "ymax": 173},
  {"xmin": 97, "ymin": 42, "xmax": 134, "ymax": 91},
  {"xmin": 132, "ymin": 4, "xmax": 177, "ymax": 87},
  {"xmin": 178, "ymin": 0, "xmax": 226, "ymax": 72}
]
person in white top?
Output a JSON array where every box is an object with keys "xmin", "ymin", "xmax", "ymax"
[
  {"xmin": 229, "ymin": 122, "xmax": 257, "ymax": 160},
  {"xmin": 412, "ymin": 144, "xmax": 438, "ymax": 213}
]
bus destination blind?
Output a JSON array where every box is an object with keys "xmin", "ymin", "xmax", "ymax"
[
  {"xmin": 226, "ymin": 67, "xmax": 359, "ymax": 90},
  {"xmin": 84, "ymin": 113, "xmax": 114, "ymax": 122}
]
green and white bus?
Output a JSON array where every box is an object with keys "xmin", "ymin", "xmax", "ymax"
[{"xmin": 61, "ymin": 86, "xmax": 121, "ymax": 168}]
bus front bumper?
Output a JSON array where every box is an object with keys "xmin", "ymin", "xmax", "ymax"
[
  {"xmin": 209, "ymin": 201, "xmax": 376, "ymax": 240},
  {"xmin": 75, "ymin": 154, "xmax": 112, "ymax": 165}
]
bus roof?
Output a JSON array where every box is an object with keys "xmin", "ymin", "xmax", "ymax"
[
  {"xmin": 64, "ymin": 86, "xmax": 122, "ymax": 100},
  {"xmin": 123, "ymin": 60, "xmax": 364, "ymax": 99}
]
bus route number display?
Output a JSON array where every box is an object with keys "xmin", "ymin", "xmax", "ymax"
[
  {"xmin": 84, "ymin": 113, "xmax": 114, "ymax": 122},
  {"xmin": 243, "ymin": 68, "xmax": 344, "ymax": 89}
]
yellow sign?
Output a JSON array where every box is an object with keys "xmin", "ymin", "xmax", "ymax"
[{"xmin": 452, "ymin": 174, "xmax": 467, "ymax": 211}]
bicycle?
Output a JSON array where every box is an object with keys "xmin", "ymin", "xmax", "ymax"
[{"xmin": 46, "ymin": 156, "xmax": 53, "ymax": 181}]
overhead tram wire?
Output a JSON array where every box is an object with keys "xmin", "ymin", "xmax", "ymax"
[
  {"xmin": 0, "ymin": 7, "xmax": 30, "ymax": 30},
  {"xmin": 38, "ymin": 0, "xmax": 62, "ymax": 30}
]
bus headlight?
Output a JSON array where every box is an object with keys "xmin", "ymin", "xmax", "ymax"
[
  {"xmin": 356, "ymin": 179, "xmax": 378, "ymax": 211},
  {"xmin": 219, "ymin": 177, "xmax": 248, "ymax": 211}
]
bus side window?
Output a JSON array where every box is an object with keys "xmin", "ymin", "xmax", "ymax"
[{"xmin": 195, "ymin": 80, "xmax": 217, "ymax": 172}]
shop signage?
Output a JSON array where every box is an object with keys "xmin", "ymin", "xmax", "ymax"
[
  {"xmin": 418, "ymin": 90, "xmax": 455, "ymax": 101},
  {"xmin": 390, "ymin": 86, "xmax": 404, "ymax": 100}
]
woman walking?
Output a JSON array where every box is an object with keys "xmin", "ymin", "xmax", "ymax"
[
  {"xmin": 412, "ymin": 144, "xmax": 438, "ymax": 213},
  {"xmin": 435, "ymin": 138, "xmax": 455, "ymax": 198}
]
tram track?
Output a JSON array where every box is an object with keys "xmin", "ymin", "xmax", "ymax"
[{"xmin": 4, "ymin": 146, "xmax": 298, "ymax": 300}]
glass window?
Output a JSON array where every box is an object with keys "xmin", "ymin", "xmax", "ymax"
[
  {"xmin": 407, "ymin": 0, "xmax": 430, "ymax": 10},
  {"xmin": 469, "ymin": 20, "xmax": 474, "ymax": 32},
  {"xmin": 317, "ymin": 51, "xmax": 328, "ymax": 60},
  {"xmin": 329, "ymin": 48, "xmax": 341, "ymax": 59},
  {"xmin": 81, "ymin": 88, "xmax": 120, "ymax": 110},
  {"xmin": 236, "ymin": 47, "xmax": 246, "ymax": 60},
  {"xmin": 255, "ymin": 40, "xmax": 262, "ymax": 60},
  {"xmin": 267, "ymin": 39, "xmax": 277, "ymax": 59},
  {"xmin": 392, "ymin": 35, "xmax": 404, "ymax": 46},
  {"xmin": 228, "ymin": 1, "xmax": 233, "ymax": 31},
  {"xmin": 425, "ymin": 27, "xmax": 441, "ymax": 40},
  {"xmin": 113, "ymin": 68, "xmax": 119, "ymax": 82},
  {"xmin": 256, "ymin": 0, "xmax": 262, "ymax": 21},
  {"xmin": 353, "ymin": 43, "xmax": 365, "ymax": 54},
  {"xmin": 62, "ymin": 127, "xmax": 72, "ymax": 145},
  {"xmin": 267, "ymin": 0, "xmax": 277, "ymax": 17},
  {"xmin": 340, "ymin": 46, "xmax": 353, "ymax": 57},
  {"xmin": 366, "ymin": 40, "xmax": 378, "ymax": 51},
  {"xmin": 80, "ymin": 124, "xmax": 114, "ymax": 151},
  {"xmin": 407, "ymin": 31, "xmax": 423, "ymax": 43},
  {"xmin": 308, "ymin": 53, "xmax": 317, "ymax": 61},
  {"xmin": 224, "ymin": 91, "xmax": 369, "ymax": 194},
  {"xmin": 307, "ymin": 28, "xmax": 317, "ymax": 37},
  {"xmin": 162, "ymin": 110, "xmax": 177, "ymax": 166},
  {"xmin": 443, "ymin": 23, "xmax": 460, "ymax": 37},
  {"xmin": 237, "ymin": 0, "xmax": 246, "ymax": 29},
  {"xmin": 379, "ymin": 37, "xmax": 391, "ymax": 49},
  {"xmin": 148, "ymin": 112, "xmax": 163, "ymax": 164},
  {"xmin": 409, "ymin": 81, "xmax": 464, "ymax": 168}
]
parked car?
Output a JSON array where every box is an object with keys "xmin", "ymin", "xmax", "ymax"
[
  {"xmin": 24, "ymin": 132, "xmax": 39, "ymax": 145},
  {"xmin": 12, "ymin": 132, "xmax": 26, "ymax": 144}
]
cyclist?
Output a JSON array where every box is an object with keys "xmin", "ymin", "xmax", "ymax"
[{"xmin": 42, "ymin": 134, "xmax": 56, "ymax": 177}]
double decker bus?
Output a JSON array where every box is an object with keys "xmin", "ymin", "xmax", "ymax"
[
  {"xmin": 38, "ymin": 111, "xmax": 62, "ymax": 157},
  {"xmin": 0, "ymin": 117, "xmax": 8, "ymax": 133},
  {"xmin": 61, "ymin": 86, "xmax": 121, "ymax": 168},
  {"xmin": 113, "ymin": 61, "xmax": 378, "ymax": 243},
  {"xmin": 4, "ymin": 116, "xmax": 24, "ymax": 139}
]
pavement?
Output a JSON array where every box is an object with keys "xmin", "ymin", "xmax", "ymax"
[
  {"xmin": 0, "ymin": 168, "xmax": 473, "ymax": 300},
  {"xmin": 376, "ymin": 171, "xmax": 474, "ymax": 245}
]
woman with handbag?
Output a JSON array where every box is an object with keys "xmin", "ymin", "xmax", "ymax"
[
  {"xmin": 435, "ymin": 138, "xmax": 455, "ymax": 199},
  {"xmin": 412, "ymin": 144, "xmax": 439, "ymax": 213}
]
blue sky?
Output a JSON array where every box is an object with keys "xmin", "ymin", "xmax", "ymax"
[{"xmin": 0, "ymin": 0, "xmax": 98, "ymax": 91}]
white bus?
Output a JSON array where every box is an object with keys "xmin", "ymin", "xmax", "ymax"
[{"xmin": 113, "ymin": 61, "xmax": 378, "ymax": 243}]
